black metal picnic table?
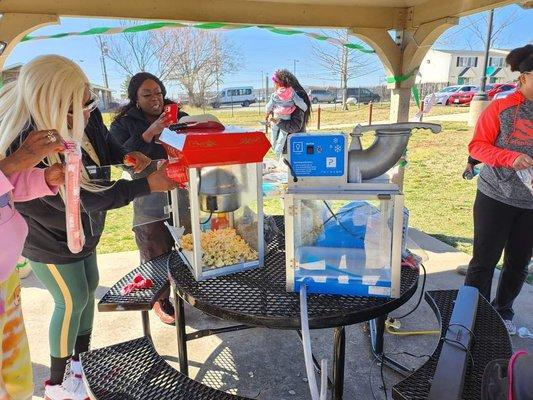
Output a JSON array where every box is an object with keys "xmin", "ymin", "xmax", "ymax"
[{"xmin": 166, "ymin": 216, "xmax": 419, "ymax": 399}]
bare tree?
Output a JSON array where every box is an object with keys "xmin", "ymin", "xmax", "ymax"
[
  {"xmin": 437, "ymin": 9, "xmax": 521, "ymax": 50},
  {"xmin": 152, "ymin": 28, "xmax": 240, "ymax": 106},
  {"xmin": 311, "ymin": 29, "xmax": 378, "ymax": 110},
  {"xmin": 465, "ymin": 10, "xmax": 519, "ymax": 49},
  {"xmin": 101, "ymin": 23, "xmax": 240, "ymax": 107},
  {"xmin": 97, "ymin": 22, "xmax": 168, "ymax": 78}
]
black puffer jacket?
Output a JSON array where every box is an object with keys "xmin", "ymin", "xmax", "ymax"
[
  {"xmin": 8, "ymin": 109, "xmax": 151, "ymax": 264},
  {"xmin": 110, "ymin": 104, "xmax": 188, "ymax": 160}
]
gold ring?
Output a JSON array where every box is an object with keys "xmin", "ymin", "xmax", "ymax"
[{"xmin": 46, "ymin": 130, "xmax": 57, "ymax": 143}]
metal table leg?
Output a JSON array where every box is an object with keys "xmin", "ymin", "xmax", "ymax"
[
  {"xmin": 369, "ymin": 315, "xmax": 413, "ymax": 376},
  {"xmin": 141, "ymin": 310, "xmax": 151, "ymax": 339},
  {"xmin": 174, "ymin": 295, "xmax": 189, "ymax": 376},
  {"xmin": 332, "ymin": 326, "xmax": 346, "ymax": 400}
]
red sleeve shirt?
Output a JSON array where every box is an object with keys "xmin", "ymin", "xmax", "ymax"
[{"xmin": 468, "ymin": 95, "xmax": 523, "ymax": 169}]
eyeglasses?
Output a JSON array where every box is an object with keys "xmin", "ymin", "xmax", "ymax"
[{"xmin": 68, "ymin": 91, "xmax": 100, "ymax": 115}]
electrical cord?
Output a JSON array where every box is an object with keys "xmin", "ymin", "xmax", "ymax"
[
  {"xmin": 392, "ymin": 263, "xmax": 427, "ymax": 320},
  {"xmin": 446, "ymin": 323, "xmax": 477, "ymax": 347},
  {"xmin": 282, "ymin": 158, "xmax": 298, "ymax": 182},
  {"xmin": 440, "ymin": 337, "xmax": 475, "ymax": 371},
  {"xmin": 200, "ymin": 212, "xmax": 213, "ymax": 226},
  {"xmin": 322, "ymin": 201, "xmax": 363, "ymax": 238},
  {"xmin": 369, "ymin": 351, "xmax": 431, "ymax": 400},
  {"xmin": 385, "ymin": 325, "xmax": 440, "ymax": 336},
  {"xmin": 380, "ymin": 354, "xmax": 388, "ymax": 400}
]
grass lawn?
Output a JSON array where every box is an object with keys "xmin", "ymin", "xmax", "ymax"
[{"xmin": 98, "ymin": 112, "xmax": 478, "ymax": 255}]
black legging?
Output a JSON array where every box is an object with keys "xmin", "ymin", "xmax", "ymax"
[{"xmin": 465, "ymin": 190, "xmax": 533, "ymax": 320}]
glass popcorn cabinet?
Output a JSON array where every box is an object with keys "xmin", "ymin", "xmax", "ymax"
[{"xmin": 160, "ymin": 126, "xmax": 271, "ymax": 280}]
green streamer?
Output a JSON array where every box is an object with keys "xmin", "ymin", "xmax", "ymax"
[
  {"xmin": 386, "ymin": 68, "xmax": 421, "ymax": 107},
  {"xmin": 411, "ymin": 86, "xmax": 420, "ymax": 108},
  {"xmin": 21, "ymin": 21, "xmax": 374, "ymax": 53},
  {"xmin": 386, "ymin": 68, "xmax": 418, "ymax": 84}
]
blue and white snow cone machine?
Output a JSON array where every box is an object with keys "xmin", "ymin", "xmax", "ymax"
[{"xmin": 284, "ymin": 123, "xmax": 440, "ymax": 298}]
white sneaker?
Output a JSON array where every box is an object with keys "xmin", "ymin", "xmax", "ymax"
[
  {"xmin": 63, "ymin": 360, "xmax": 89, "ymax": 400},
  {"xmin": 504, "ymin": 319, "xmax": 517, "ymax": 336},
  {"xmin": 62, "ymin": 375, "xmax": 89, "ymax": 400},
  {"xmin": 44, "ymin": 381, "xmax": 78, "ymax": 400}
]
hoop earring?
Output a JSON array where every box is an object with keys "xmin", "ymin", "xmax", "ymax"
[{"xmin": 136, "ymin": 102, "xmax": 140, "ymax": 109}]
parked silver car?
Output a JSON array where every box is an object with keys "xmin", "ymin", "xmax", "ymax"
[
  {"xmin": 424, "ymin": 85, "xmax": 477, "ymax": 105},
  {"xmin": 308, "ymin": 89, "xmax": 336, "ymax": 104}
]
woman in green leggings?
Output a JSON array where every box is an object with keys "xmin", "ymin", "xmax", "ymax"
[
  {"xmin": 30, "ymin": 253, "xmax": 99, "ymax": 365},
  {"xmin": 6, "ymin": 55, "xmax": 177, "ymax": 400}
]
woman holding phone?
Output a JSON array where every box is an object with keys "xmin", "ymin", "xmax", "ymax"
[{"xmin": 110, "ymin": 72, "xmax": 188, "ymax": 325}]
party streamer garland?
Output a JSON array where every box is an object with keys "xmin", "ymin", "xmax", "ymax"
[{"xmin": 21, "ymin": 21, "xmax": 375, "ymax": 54}]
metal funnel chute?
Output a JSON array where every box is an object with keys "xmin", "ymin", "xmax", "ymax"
[{"xmin": 348, "ymin": 122, "xmax": 441, "ymax": 182}]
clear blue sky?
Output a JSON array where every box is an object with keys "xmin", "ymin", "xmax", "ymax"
[{"xmin": 6, "ymin": 4, "xmax": 532, "ymax": 99}]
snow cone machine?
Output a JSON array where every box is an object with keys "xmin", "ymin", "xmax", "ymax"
[
  {"xmin": 284, "ymin": 123, "xmax": 440, "ymax": 298},
  {"xmin": 159, "ymin": 124, "xmax": 271, "ymax": 280}
]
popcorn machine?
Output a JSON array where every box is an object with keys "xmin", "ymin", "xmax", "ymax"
[
  {"xmin": 159, "ymin": 125, "xmax": 271, "ymax": 280},
  {"xmin": 284, "ymin": 123, "xmax": 440, "ymax": 298}
]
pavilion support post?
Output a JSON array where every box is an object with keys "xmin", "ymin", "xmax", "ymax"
[
  {"xmin": 390, "ymin": 88, "xmax": 412, "ymax": 123},
  {"xmin": 0, "ymin": 13, "xmax": 58, "ymax": 72},
  {"xmin": 352, "ymin": 16, "xmax": 458, "ymax": 123}
]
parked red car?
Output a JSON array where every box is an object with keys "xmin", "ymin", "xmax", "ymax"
[
  {"xmin": 448, "ymin": 83, "xmax": 517, "ymax": 106},
  {"xmin": 487, "ymin": 83, "xmax": 516, "ymax": 99},
  {"xmin": 448, "ymin": 88, "xmax": 477, "ymax": 105}
]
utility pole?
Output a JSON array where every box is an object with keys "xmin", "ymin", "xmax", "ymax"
[
  {"xmin": 260, "ymin": 70, "xmax": 264, "ymax": 108},
  {"xmin": 265, "ymin": 74, "xmax": 269, "ymax": 102},
  {"xmin": 468, "ymin": 8, "xmax": 494, "ymax": 126},
  {"xmin": 214, "ymin": 35, "xmax": 220, "ymax": 94},
  {"xmin": 293, "ymin": 59, "xmax": 299, "ymax": 75},
  {"xmin": 96, "ymin": 36, "xmax": 110, "ymax": 109},
  {"xmin": 473, "ymin": 9, "xmax": 494, "ymax": 101}
]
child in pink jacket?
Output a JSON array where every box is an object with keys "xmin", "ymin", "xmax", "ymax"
[{"xmin": 0, "ymin": 167, "xmax": 59, "ymax": 400}]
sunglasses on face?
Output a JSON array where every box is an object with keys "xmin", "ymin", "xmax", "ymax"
[{"xmin": 68, "ymin": 91, "xmax": 99, "ymax": 115}]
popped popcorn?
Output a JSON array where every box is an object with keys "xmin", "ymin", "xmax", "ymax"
[{"xmin": 180, "ymin": 228, "xmax": 258, "ymax": 268}]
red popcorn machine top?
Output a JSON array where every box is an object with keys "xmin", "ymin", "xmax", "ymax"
[{"xmin": 159, "ymin": 121, "xmax": 271, "ymax": 280}]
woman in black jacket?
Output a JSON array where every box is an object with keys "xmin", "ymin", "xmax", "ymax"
[
  {"xmin": 6, "ymin": 55, "xmax": 177, "ymax": 400},
  {"xmin": 110, "ymin": 73, "xmax": 188, "ymax": 325}
]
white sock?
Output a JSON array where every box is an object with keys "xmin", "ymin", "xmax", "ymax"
[{"xmin": 70, "ymin": 359, "xmax": 82, "ymax": 376}]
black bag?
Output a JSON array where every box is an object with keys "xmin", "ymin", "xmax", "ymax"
[{"xmin": 481, "ymin": 351, "xmax": 533, "ymax": 400}]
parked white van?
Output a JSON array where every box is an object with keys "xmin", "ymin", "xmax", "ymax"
[{"xmin": 210, "ymin": 86, "xmax": 256, "ymax": 108}]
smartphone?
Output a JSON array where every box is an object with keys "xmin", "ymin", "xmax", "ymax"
[{"xmin": 164, "ymin": 103, "xmax": 178, "ymax": 124}]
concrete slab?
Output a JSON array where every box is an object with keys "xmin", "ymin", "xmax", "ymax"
[{"xmin": 23, "ymin": 229, "xmax": 532, "ymax": 400}]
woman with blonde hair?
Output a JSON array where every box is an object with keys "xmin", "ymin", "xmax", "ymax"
[{"xmin": 5, "ymin": 55, "xmax": 177, "ymax": 400}]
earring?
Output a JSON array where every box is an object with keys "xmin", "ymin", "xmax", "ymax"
[{"xmin": 136, "ymin": 102, "xmax": 140, "ymax": 109}]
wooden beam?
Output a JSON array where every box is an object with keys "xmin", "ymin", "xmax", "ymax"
[
  {"xmin": 0, "ymin": 13, "xmax": 59, "ymax": 70},
  {"xmin": 0, "ymin": 0, "xmax": 404, "ymax": 29},
  {"xmin": 411, "ymin": 0, "xmax": 518, "ymax": 27},
  {"xmin": 350, "ymin": 28, "xmax": 401, "ymax": 75}
]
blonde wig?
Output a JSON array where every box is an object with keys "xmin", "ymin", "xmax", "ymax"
[{"xmin": 0, "ymin": 55, "xmax": 107, "ymax": 194}]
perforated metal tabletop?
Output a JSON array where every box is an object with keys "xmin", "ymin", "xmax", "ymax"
[
  {"xmin": 166, "ymin": 216, "xmax": 419, "ymax": 400},
  {"xmin": 167, "ymin": 216, "xmax": 419, "ymax": 329}
]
